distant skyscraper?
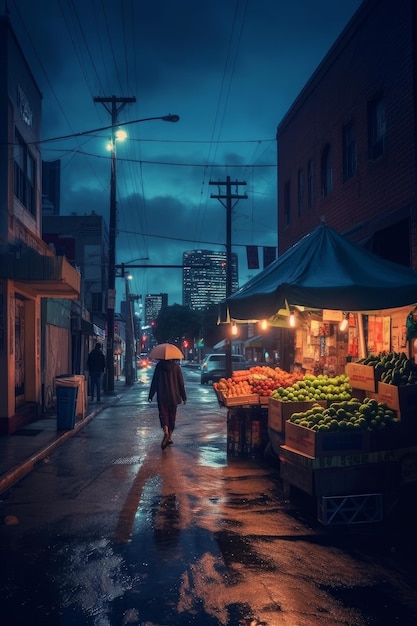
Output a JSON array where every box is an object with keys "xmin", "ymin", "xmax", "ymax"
[
  {"xmin": 182, "ymin": 250, "xmax": 238, "ymax": 310},
  {"xmin": 145, "ymin": 293, "xmax": 168, "ymax": 325}
]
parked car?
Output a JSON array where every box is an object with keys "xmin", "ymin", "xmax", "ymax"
[{"xmin": 200, "ymin": 353, "xmax": 247, "ymax": 384}]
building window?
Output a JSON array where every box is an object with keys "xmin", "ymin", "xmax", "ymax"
[
  {"xmin": 343, "ymin": 121, "xmax": 357, "ymax": 180},
  {"xmin": 297, "ymin": 169, "xmax": 304, "ymax": 216},
  {"xmin": 368, "ymin": 96, "xmax": 386, "ymax": 160},
  {"xmin": 320, "ymin": 144, "xmax": 333, "ymax": 197},
  {"xmin": 14, "ymin": 130, "xmax": 36, "ymax": 216},
  {"xmin": 307, "ymin": 160, "xmax": 313, "ymax": 209},
  {"xmin": 284, "ymin": 181, "xmax": 291, "ymax": 227}
]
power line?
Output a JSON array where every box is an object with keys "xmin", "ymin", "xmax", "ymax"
[
  {"xmin": 40, "ymin": 149, "xmax": 276, "ymax": 168},
  {"xmin": 117, "ymin": 227, "xmax": 268, "ymax": 250},
  {"xmin": 39, "ymin": 115, "xmax": 177, "ymax": 144}
]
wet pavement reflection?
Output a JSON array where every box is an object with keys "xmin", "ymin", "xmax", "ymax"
[{"xmin": 0, "ymin": 366, "xmax": 417, "ymax": 625}]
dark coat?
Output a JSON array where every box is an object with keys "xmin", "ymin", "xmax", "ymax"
[
  {"xmin": 149, "ymin": 360, "xmax": 187, "ymax": 407},
  {"xmin": 87, "ymin": 346, "xmax": 106, "ymax": 373}
]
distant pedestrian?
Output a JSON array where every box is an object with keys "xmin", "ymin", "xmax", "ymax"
[
  {"xmin": 148, "ymin": 359, "xmax": 187, "ymax": 449},
  {"xmin": 87, "ymin": 343, "xmax": 106, "ymax": 402}
]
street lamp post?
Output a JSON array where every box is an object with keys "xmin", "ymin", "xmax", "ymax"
[
  {"xmin": 94, "ymin": 98, "xmax": 179, "ymax": 394},
  {"xmin": 106, "ymin": 131, "xmax": 117, "ymax": 393},
  {"xmin": 124, "ymin": 271, "xmax": 134, "ymax": 386}
]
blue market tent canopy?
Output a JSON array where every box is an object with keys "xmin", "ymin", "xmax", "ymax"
[{"xmin": 220, "ymin": 223, "xmax": 417, "ymax": 322}]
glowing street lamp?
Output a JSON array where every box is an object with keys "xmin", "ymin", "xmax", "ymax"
[{"xmin": 104, "ymin": 113, "xmax": 179, "ymax": 394}]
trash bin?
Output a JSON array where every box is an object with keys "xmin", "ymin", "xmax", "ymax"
[
  {"xmin": 55, "ymin": 374, "xmax": 87, "ymax": 420},
  {"xmin": 55, "ymin": 375, "xmax": 82, "ymax": 429}
]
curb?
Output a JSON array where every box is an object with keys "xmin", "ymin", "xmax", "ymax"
[{"xmin": 0, "ymin": 395, "xmax": 122, "ymax": 496}]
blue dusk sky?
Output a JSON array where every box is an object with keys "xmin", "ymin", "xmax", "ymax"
[{"xmin": 7, "ymin": 0, "xmax": 363, "ymax": 308}]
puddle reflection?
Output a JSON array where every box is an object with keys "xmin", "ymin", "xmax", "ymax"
[
  {"xmin": 153, "ymin": 493, "xmax": 181, "ymax": 546},
  {"xmin": 198, "ymin": 445, "xmax": 227, "ymax": 468}
]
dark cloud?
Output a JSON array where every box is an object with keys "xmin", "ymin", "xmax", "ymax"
[{"xmin": 8, "ymin": 0, "xmax": 363, "ymax": 307}]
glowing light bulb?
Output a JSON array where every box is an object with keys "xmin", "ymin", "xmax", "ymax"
[{"xmin": 340, "ymin": 313, "xmax": 349, "ymax": 331}]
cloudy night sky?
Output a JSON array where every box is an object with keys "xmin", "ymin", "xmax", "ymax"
[{"xmin": 7, "ymin": 0, "xmax": 363, "ymax": 309}]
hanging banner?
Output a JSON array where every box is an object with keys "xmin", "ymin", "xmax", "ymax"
[
  {"xmin": 367, "ymin": 315, "xmax": 390, "ymax": 353},
  {"xmin": 263, "ymin": 246, "xmax": 276, "ymax": 268},
  {"xmin": 246, "ymin": 245, "xmax": 259, "ymax": 269}
]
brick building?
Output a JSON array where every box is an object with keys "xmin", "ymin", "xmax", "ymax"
[{"xmin": 277, "ymin": 0, "xmax": 417, "ymax": 269}]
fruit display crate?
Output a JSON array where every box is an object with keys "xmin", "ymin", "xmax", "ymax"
[
  {"xmin": 259, "ymin": 395, "xmax": 272, "ymax": 406},
  {"xmin": 268, "ymin": 398, "xmax": 327, "ymax": 434},
  {"xmin": 279, "ymin": 443, "xmax": 398, "ymax": 470},
  {"xmin": 345, "ymin": 362, "xmax": 380, "ymax": 392},
  {"xmin": 279, "ymin": 449, "xmax": 400, "ymax": 498},
  {"xmin": 284, "ymin": 420, "xmax": 370, "ymax": 457},
  {"xmin": 222, "ymin": 393, "xmax": 259, "ymax": 407},
  {"xmin": 369, "ymin": 423, "xmax": 407, "ymax": 451},
  {"xmin": 377, "ymin": 382, "xmax": 417, "ymax": 417},
  {"xmin": 214, "ymin": 388, "xmax": 225, "ymax": 405}
]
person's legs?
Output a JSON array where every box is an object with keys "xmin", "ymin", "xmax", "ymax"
[
  {"xmin": 167, "ymin": 407, "xmax": 177, "ymax": 444},
  {"xmin": 158, "ymin": 402, "xmax": 170, "ymax": 449},
  {"xmin": 90, "ymin": 372, "xmax": 102, "ymax": 401},
  {"xmin": 96, "ymin": 373, "xmax": 102, "ymax": 402},
  {"xmin": 90, "ymin": 373, "xmax": 98, "ymax": 401},
  {"xmin": 161, "ymin": 425, "xmax": 170, "ymax": 450}
]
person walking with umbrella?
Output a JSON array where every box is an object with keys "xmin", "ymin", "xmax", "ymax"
[{"xmin": 148, "ymin": 344, "xmax": 187, "ymax": 450}]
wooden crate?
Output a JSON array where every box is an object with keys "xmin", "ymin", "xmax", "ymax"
[
  {"xmin": 368, "ymin": 423, "xmax": 406, "ymax": 451},
  {"xmin": 268, "ymin": 398, "xmax": 326, "ymax": 433},
  {"xmin": 279, "ymin": 457, "xmax": 314, "ymax": 495},
  {"xmin": 313, "ymin": 462, "xmax": 399, "ymax": 498},
  {"xmin": 377, "ymin": 382, "xmax": 417, "ymax": 415},
  {"xmin": 375, "ymin": 383, "xmax": 417, "ymax": 440},
  {"xmin": 280, "ymin": 443, "xmax": 405, "ymax": 469},
  {"xmin": 214, "ymin": 388, "xmax": 225, "ymax": 406},
  {"xmin": 223, "ymin": 394, "xmax": 259, "ymax": 407},
  {"xmin": 259, "ymin": 395, "xmax": 271, "ymax": 406},
  {"xmin": 280, "ymin": 447, "xmax": 399, "ymax": 498},
  {"xmin": 345, "ymin": 363, "xmax": 379, "ymax": 392},
  {"xmin": 284, "ymin": 421, "xmax": 369, "ymax": 458},
  {"xmin": 350, "ymin": 388, "xmax": 367, "ymax": 402}
]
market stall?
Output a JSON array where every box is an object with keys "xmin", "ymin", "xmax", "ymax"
[
  {"xmin": 215, "ymin": 365, "xmax": 304, "ymax": 459},
  {"xmin": 217, "ymin": 223, "xmax": 417, "ymax": 524}
]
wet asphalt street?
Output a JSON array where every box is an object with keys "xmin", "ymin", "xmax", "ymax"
[{"xmin": 1, "ymin": 365, "xmax": 417, "ymax": 625}]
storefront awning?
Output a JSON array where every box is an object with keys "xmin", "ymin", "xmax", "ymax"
[
  {"xmin": 81, "ymin": 319, "xmax": 95, "ymax": 335},
  {"xmin": 0, "ymin": 252, "xmax": 80, "ymax": 299},
  {"xmin": 219, "ymin": 223, "xmax": 417, "ymax": 322},
  {"xmin": 213, "ymin": 339, "xmax": 243, "ymax": 350},
  {"xmin": 244, "ymin": 335, "xmax": 263, "ymax": 347}
]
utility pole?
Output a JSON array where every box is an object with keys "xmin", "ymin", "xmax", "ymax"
[
  {"xmin": 123, "ymin": 270, "xmax": 140, "ymax": 386},
  {"xmin": 210, "ymin": 176, "xmax": 247, "ymax": 377},
  {"xmin": 94, "ymin": 95, "xmax": 136, "ymax": 394}
]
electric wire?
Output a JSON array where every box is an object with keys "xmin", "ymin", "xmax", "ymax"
[
  {"xmin": 67, "ymin": 0, "xmax": 107, "ymax": 95},
  {"xmin": 8, "ymin": 0, "xmax": 278, "ymax": 305}
]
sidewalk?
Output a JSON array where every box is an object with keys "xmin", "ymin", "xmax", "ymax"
[{"xmin": 0, "ymin": 380, "xmax": 127, "ymax": 496}]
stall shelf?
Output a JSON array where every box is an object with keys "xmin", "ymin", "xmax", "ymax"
[{"xmin": 227, "ymin": 405, "xmax": 268, "ymax": 459}]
